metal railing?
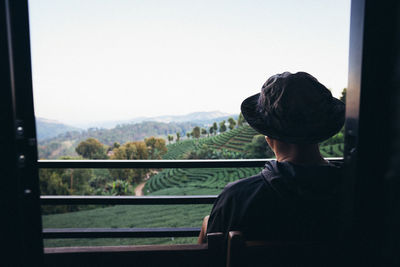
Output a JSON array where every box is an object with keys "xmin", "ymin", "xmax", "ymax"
[
  {"xmin": 37, "ymin": 159, "xmax": 271, "ymax": 169},
  {"xmin": 40, "ymin": 158, "xmax": 343, "ymax": 239}
]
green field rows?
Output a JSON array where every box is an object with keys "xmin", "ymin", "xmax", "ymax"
[
  {"xmin": 144, "ymin": 167, "xmax": 262, "ymax": 195},
  {"xmin": 43, "ymin": 204, "xmax": 212, "ymax": 247},
  {"xmin": 320, "ymin": 143, "xmax": 344, "ymax": 157},
  {"xmin": 42, "ymin": 124, "xmax": 343, "ymax": 247},
  {"xmin": 203, "ymin": 126, "xmax": 258, "ymax": 152}
]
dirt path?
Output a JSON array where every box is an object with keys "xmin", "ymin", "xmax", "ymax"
[
  {"xmin": 134, "ymin": 182, "xmax": 145, "ymax": 196},
  {"xmin": 134, "ymin": 171, "xmax": 158, "ymax": 196}
]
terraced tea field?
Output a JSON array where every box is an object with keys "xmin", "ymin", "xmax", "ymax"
[
  {"xmin": 162, "ymin": 125, "xmax": 259, "ymax": 159},
  {"xmin": 202, "ymin": 125, "xmax": 258, "ymax": 152},
  {"xmin": 144, "ymin": 167, "xmax": 262, "ymax": 195},
  {"xmin": 320, "ymin": 143, "xmax": 344, "ymax": 157},
  {"xmin": 145, "ymin": 125, "xmax": 263, "ymax": 196},
  {"xmin": 42, "ymin": 124, "xmax": 343, "ymax": 247}
]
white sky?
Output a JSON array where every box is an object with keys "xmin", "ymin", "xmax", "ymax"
[{"xmin": 28, "ymin": 0, "xmax": 351, "ymax": 125}]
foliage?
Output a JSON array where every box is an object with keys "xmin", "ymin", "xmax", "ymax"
[
  {"xmin": 176, "ymin": 132, "xmax": 181, "ymax": 141},
  {"xmin": 38, "ymin": 121, "xmax": 198, "ymax": 159},
  {"xmin": 103, "ymin": 180, "xmax": 134, "ymax": 196},
  {"xmin": 113, "ymin": 142, "xmax": 120, "ymax": 149},
  {"xmin": 212, "ymin": 122, "xmax": 218, "ymax": 134},
  {"xmin": 75, "ymin": 138, "xmax": 107, "ymax": 159},
  {"xmin": 112, "ymin": 141, "xmax": 148, "ymax": 159},
  {"xmin": 109, "ymin": 141, "xmax": 149, "ymax": 184},
  {"xmin": 192, "ymin": 126, "xmax": 201, "ymax": 138},
  {"xmin": 185, "ymin": 144, "xmax": 242, "ymax": 159},
  {"xmin": 39, "ymin": 167, "xmax": 94, "ymax": 214},
  {"xmin": 237, "ymin": 112, "xmax": 245, "ymax": 126},
  {"xmin": 39, "ymin": 119, "xmax": 344, "ymax": 218},
  {"xmin": 320, "ymin": 128, "xmax": 344, "ymax": 146},
  {"xmin": 243, "ymin": 135, "xmax": 274, "ymax": 158},
  {"xmin": 144, "ymin": 167, "xmax": 262, "ymax": 195},
  {"xmin": 162, "ymin": 139, "xmax": 200, "ymax": 160},
  {"xmin": 219, "ymin": 120, "xmax": 227, "ymax": 133},
  {"xmin": 228, "ymin": 117, "xmax": 236, "ymax": 130},
  {"xmin": 340, "ymin": 88, "xmax": 347, "ymax": 103},
  {"xmin": 89, "ymin": 169, "xmax": 114, "ymax": 192},
  {"xmin": 167, "ymin": 135, "xmax": 174, "ymax": 144},
  {"xmin": 37, "ymin": 141, "xmax": 62, "ymax": 159},
  {"xmin": 39, "ymin": 168, "xmax": 70, "ymax": 196},
  {"xmin": 145, "ymin": 137, "xmax": 168, "ymax": 159},
  {"xmin": 40, "ymin": 119, "xmax": 346, "ymax": 246}
]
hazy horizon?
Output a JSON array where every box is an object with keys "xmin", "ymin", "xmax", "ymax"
[
  {"xmin": 29, "ymin": 0, "xmax": 350, "ymax": 124},
  {"xmin": 37, "ymin": 109, "xmax": 236, "ymax": 127}
]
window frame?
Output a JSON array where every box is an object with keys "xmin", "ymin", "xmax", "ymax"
[{"xmin": 3, "ymin": 0, "xmax": 400, "ymax": 265}]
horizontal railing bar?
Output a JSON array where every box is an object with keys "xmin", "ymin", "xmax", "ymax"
[
  {"xmin": 41, "ymin": 195, "xmax": 217, "ymax": 205},
  {"xmin": 37, "ymin": 158, "xmax": 343, "ymax": 169},
  {"xmin": 43, "ymin": 227, "xmax": 201, "ymax": 239},
  {"xmin": 38, "ymin": 159, "xmax": 269, "ymax": 168}
]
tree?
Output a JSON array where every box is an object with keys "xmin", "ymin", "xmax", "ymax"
[
  {"xmin": 228, "ymin": 117, "xmax": 236, "ymax": 130},
  {"xmin": 237, "ymin": 113, "xmax": 245, "ymax": 126},
  {"xmin": 167, "ymin": 134, "xmax": 174, "ymax": 144},
  {"xmin": 192, "ymin": 126, "xmax": 201, "ymax": 138},
  {"xmin": 186, "ymin": 132, "xmax": 191, "ymax": 139},
  {"xmin": 39, "ymin": 168, "xmax": 70, "ymax": 214},
  {"xmin": 145, "ymin": 137, "xmax": 167, "ymax": 159},
  {"xmin": 113, "ymin": 142, "xmax": 120, "ymax": 149},
  {"xmin": 201, "ymin": 128, "xmax": 207, "ymax": 136},
  {"xmin": 213, "ymin": 122, "xmax": 218, "ymax": 134},
  {"xmin": 39, "ymin": 168, "xmax": 69, "ymax": 196},
  {"xmin": 340, "ymin": 88, "xmax": 347, "ymax": 103},
  {"xmin": 110, "ymin": 141, "xmax": 149, "ymax": 184},
  {"xmin": 103, "ymin": 180, "xmax": 133, "ymax": 196},
  {"xmin": 219, "ymin": 120, "xmax": 227, "ymax": 133},
  {"xmin": 209, "ymin": 126, "xmax": 214, "ymax": 136},
  {"xmin": 244, "ymin": 135, "xmax": 274, "ymax": 158},
  {"xmin": 176, "ymin": 132, "xmax": 181, "ymax": 142},
  {"xmin": 39, "ymin": 159, "xmax": 94, "ymax": 213},
  {"xmin": 75, "ymin": 138, "xmax": 107, "ymax": 159}
]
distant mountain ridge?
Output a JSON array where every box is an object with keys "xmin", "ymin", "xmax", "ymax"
[
  {"xmin": 36, "ymin": 117, "xmax": 81, "ymax": 140},
  {"xmin": 71, "ymin": 111, "xmax": 234, "ymax": 129}
]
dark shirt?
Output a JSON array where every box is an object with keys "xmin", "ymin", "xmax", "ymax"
[{"xmin": 206, "ymin": 160, "xmax": 343, "ymax": 241}]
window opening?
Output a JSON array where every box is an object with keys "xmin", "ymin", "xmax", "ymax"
[{"xmin": 27, "ymin": 0, "xmax": 351, "ymax": 247}]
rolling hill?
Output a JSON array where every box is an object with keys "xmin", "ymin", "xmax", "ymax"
[
  {"xmin": 41, "ymin": 125, "xmax": 344, "ymax": 247},
  {"xmin": 36, "ymin": 117, "xmax": 81, "ymax": 140},
  {"xmin": 37, "ymin": 121, "xmax": 200, "ymax": 159}
]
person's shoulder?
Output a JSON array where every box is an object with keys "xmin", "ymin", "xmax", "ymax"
[
  {"xmin": 220, "ymin": 162, "xmax": 278, "ymax": 198},
  {"xmin": 212, "ymin": 161, "xmax": 280, "ymax": 206},
  {"xmin": 224, "ymin": 172, "xmax": 264, "ymax": 191}
]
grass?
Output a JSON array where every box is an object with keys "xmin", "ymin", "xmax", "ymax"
[{"xmin": 43, "ymin": 204, "xmax": 212, "ymax": 247}]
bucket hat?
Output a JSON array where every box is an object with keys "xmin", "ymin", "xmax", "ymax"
[{"xmin": 241, "ymin": 72, "xmax": 345, "ymax": 144}]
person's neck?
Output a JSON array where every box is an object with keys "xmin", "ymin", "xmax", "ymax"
[{"xmin": 275, "ymin": 144, "xmax": 327, "ymax": 165}]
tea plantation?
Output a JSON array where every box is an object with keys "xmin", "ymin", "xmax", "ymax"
[{"xmin": 43, "ymin": 125, "xmax": 343, "ymax": 247}]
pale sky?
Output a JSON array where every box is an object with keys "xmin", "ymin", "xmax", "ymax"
[{"xmin": 28, "ymin": 0, "xmax": 351, "ymax": 125}]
